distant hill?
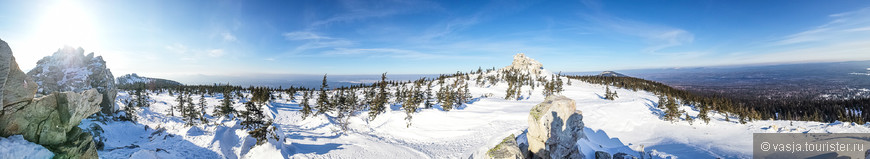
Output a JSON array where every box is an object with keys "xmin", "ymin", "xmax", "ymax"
[
  {"xmin": 598, "ymin": 71, "xmax": 628, "ymax": 77},
  {"xmin": 116, "ymin": 73, "xmax": 182, "ymax": 89}
]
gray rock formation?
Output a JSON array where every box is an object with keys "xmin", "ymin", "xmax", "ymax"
[
  {"xmin": 503, "ymin": 53, "xmax": 544, "ymax": 75},
  {"xmin": 612, "ymin": 152, "xmax": 637, "ymax": 159},
  {"xmin": 595, "ymin": 151, "xmax": 611, "ymax": 159},
  {"xmin": 527, "ymin": 95, "xmax": 585, "ymax": 159},
  {"xmin": 0, "ymin": 39, "xmax": 100, "ymax": 159},
  {"xmin": 485, "ymin": 134, "xmax": 524, "ymax": 159},
  {"xmin": 26, "ymin": 46, "xmax": 116, "ymax": 114}
]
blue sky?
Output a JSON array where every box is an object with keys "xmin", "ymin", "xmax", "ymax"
[{"xmin": 2, "ymin": 0, "xmax": 870, "ymax": 80}]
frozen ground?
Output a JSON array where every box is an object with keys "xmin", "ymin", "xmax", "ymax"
[{"xmin": 83, "ymin": 75, "xmax": 870, "ymax": 159}]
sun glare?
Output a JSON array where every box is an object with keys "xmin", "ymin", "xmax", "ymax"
[{"xmin": 31, "ymin": 0, "xmax": 101, "ymax": 51}]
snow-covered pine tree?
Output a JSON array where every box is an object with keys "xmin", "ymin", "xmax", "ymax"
[
  {"xmin": 316, "ymin": 74, "xmax": 330, "ymax": 115},
  {"xmin": 368, "ymin": 73, "xmax": 389, "ymax": 121},
  {"xmin": 198, "ymin": 93, "xmax": 208, "ymax": 123},
  {"xmin": 301, "ymin": 91, "xmax": 312, "ymax": 119}
]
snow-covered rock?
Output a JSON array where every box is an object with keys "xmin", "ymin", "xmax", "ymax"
[
  {"xmin": 503, "ymin": 53, "xmax": 544, "ymax": 75},
  {"xmin": 482, "ymin": 134, "xmax": 524, "ymax": 159},
  {"xmin": 527, "ymin": 95, "xmax": 585, "ymax": 159},
  {"xmin": 0, "ymin": 39, "xmax": 101, "ymax": 159},
  {"xmin": 0, "ymin": 135, "xmax": 54, "ymax": 159},
  {"xmin": 26, "ymin": 46, "xmax": 117, "ymax": 114}
]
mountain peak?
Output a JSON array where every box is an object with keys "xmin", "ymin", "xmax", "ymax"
[{"xmin": 503, "ymin": 53, "xmax": 544, "ymax": 75}]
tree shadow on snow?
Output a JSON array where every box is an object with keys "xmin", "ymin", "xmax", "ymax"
[{"xmin": 292, "ymin": 143, "xmax": 344, "ymax": 155}]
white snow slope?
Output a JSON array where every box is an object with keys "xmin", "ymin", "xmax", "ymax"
[{"xmin": 83, "ymin": 74, "xmax": 870, "ymax": 159}]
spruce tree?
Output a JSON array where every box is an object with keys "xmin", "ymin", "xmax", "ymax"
[
  {"xmin": 214, "ymin": 91, "xmax": 236, "ymax": 119},
  {"xmin": 316, "ymin": 74, "xmax": 330, "ymax": 115},
  {"xmin": 368, "ymin": 73, "xmax": 388, "ymax": 121},
  {"xmin": 699, "ymin": 104, "xmax": 711, "ymax": 124},
  {"xmin": 198, "ymin": 93, "xmax": 208, "ymax": 123},
  {"xmin": 301, "ymin": 91, "xmax": 313, "ymax": 119},
  {"xmin": 172, "ymin": 92, "xmax": 184, "ymax": 116}
]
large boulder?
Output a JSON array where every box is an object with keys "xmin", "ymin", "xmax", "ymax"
[
  {"xmin": 0, "ymin": 39, "xmax": 101, "ymax": 159},
  {"xmin": 26, "ymin": 46, "xmax": 116, "ymax": 114},
  {"xmin": 527, "ymin": 95, "xmax": 585, "ymax": 159}
]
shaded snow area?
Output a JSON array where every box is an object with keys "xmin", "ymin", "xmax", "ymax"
[
  {"xmin": 85, "ymin": 75, "xmax": 870, "ymax": 159},
  {"xmin": 0, "ymin": 135, "xmax": 54, "ymax": 159}
]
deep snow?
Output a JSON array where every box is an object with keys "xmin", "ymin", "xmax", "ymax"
[
  {"xmin": 81, "ymin": 73, "xmax": 870, "ymax": 159},
  {"xmin": 0, "ymin": 135, "xmax": 54, "ymax": 159}
]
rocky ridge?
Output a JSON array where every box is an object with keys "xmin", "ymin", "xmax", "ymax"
[
  {"xmin": 26, "ymin": 46, "xmax": 117, "ymax": 114},
  {"xmin": 0, "ymin": 39, "xmax": 101, "ymax": 158}
]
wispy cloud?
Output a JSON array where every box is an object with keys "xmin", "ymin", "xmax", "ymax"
[
  {"xmin": 221, "ymin": 32, "xmax": 237, "ymax": 42},
  {"xmin": 282, "ymin": 31, "xmax": 355, "ymax": 52},
  {"xmin": 773, "ymin": 7, "xmax": 870, "ymax": 46},
  {"xmin": 320, "ymin": 48, "xmax": 440, "ymax": 59},
  {"xmin": 577, "ymin": 0, "xmax": 694, "ymax": 55},
  {"xmin": 208, "ymin": 49, "xmax": 225, "ymax": 57},
  {"xmin": 282, "ymin": 31, "xmax": 333, "ymax": 40},
  {"xmin": 419, "ymin": 0, "xmax": 537, "ymax": 41},
  {"xmin": 309, "ymin": 0, "xmax": 440, "ymax": 27}
]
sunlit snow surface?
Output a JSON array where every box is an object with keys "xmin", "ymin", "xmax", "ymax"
[
  {"xmin": 86, "ymin": 76, "xmax": 870, "ymax": 159},
  {"xmin": 0, "ymin": 135, "xmax": 54, "ymax": 159}
]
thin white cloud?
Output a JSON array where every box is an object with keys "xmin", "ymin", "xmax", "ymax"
[
  {"xmin": 773, "ymin": 7, "xmax": 870, "ymax": 46},
  {"xmin": 580, "ymin": 13, "xmax": 695, "ymax": 54},
  {"xmin": 283, "ymin": 31, "xmax": 355, "ymax": 52},
  {"xmin": 165, "ymin": 43, "xmax": 189, "ymax": 54},
  {"xmin": 221, "ymin": 32, "xmax": 237, "ymax": 42},
  {"xmin": 309, "ymin": 0, "xmax": 440, "ymax": 27},
  {"xmin": 321, "ymin": 48, "xmax": 438, "ymax": 59},
  {"xmin": 208, "ymin": 49, "xmax": 225, "ymax": 57},
  {"xmin": 283, "ymin": 31, "xmax": 333, "ymax": 40}
]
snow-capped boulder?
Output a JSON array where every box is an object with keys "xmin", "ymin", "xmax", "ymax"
[
  {"xmin": 527, "ymin": 95, "xmax": 585, "ymax": 159},
  {"xmin": 504, "ymin": 53, "xmax": 544, "ymax": 75},
  {"xmin": 0, "ymin": 39, "xmax": 100, "ymax": 159},
  {"xmin": 26, "ymin": 46, "xmax": 117, "ymax": 114}
]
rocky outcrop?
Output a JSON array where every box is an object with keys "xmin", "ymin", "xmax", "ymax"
[
  {"xmin": 527, "ymin": 95, "xmax": 585, "ymax": 159},
  {"xmin": 0, "ymin": 39, "xmax": 100, "ymax": 159},
  {"xmin": 503, "ymin": 53, "xmax": 544, "ymax": 75},
  {"xmin": 595, "ymin": 151, "xmax": 611, "ymax": 159},
  {"xmin": 485, "ymin": 134, "xmax": 524, "ymax": 159},
  {"xmin": 612, "ymin": 152, "xmax": 637, "ymax": 159},
  {"xmin": 26, "ymin": 46, "xmax": 116, "ymax": 114}
]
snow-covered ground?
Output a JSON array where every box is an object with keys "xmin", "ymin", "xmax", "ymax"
[
  {"xmin": 84, "ymin": 74, "xmax": 870, "ymax": 159},
  {"xmin": 0, "ymin": 135, "xmax": 54, "ymax": 159}
]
